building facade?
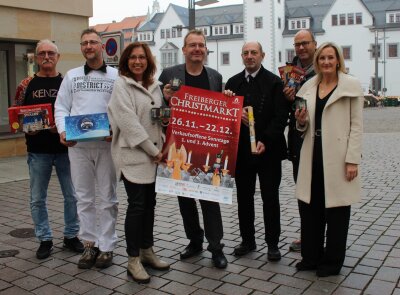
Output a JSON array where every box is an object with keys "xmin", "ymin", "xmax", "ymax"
[
  {"xmin": 136, "ymin": 0, "xmax": 399, "ymax": 96},
  {"xmin": 0, "ymin": 0, "xmax": 92, "ymax": 157}
]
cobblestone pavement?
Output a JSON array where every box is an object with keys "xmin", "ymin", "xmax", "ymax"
[{"xmin": 0, "ymin": 107, "xmax": 399, "ymax": 294}]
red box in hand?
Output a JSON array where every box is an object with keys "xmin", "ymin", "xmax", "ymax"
[{"xmin": 8, "ymin": 104, "xmax": 54, "ymax": 133}]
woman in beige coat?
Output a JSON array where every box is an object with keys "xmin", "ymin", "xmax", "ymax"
[
  {"xmin": 295, "ymin": 42, "xmax": 363, "ymax": 277},
  {"xmin": 108, "ymin": 42, "xmax": 170, "ymax": 284}
]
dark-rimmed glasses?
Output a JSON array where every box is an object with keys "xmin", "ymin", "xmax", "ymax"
[{"xmin": 294, "ymin": 41, "xmax": 314, "ymax": 48}]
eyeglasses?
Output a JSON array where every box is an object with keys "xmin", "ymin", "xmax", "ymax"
[
  {"xmin": 187, "ymin": 43, "xmax": 206, "ymax": 49},
  {"xmin": 294, "ymin": 41, "xmax": 314, "ymax": 48},
  {"xmin": 129, "ymin": 55, "xmax": 147, "ymax": 61},
  {"xmin": 37, "ymin": 51, "xmax": 57, "ymax": 58},
  {"xmin": 80, "ymin": 40, "xmax": 101, "ymax": 47}
]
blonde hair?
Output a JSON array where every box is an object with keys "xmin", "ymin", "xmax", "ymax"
[{"xmin": 313, "ymin": 42, "xmax": 346, "ymax": 78}]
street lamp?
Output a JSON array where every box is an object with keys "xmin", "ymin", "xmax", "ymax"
[{"xmin": 188, "ymin": 0, "xmax": 219, "ymax": 30}]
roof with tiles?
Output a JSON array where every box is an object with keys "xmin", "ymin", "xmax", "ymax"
[
  {"xmin": 284, "ymin": 0, "xmax": 400, "ymax": 35},
  {"xmin": 137, "ymin": 4, "xmax": 243, "ymax": 32}
]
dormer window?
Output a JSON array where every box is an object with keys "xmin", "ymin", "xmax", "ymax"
[
  {"xmin": 387, "ymin": 11, "xmax": 400, "ymax": 23},
  {"xmin": 288, "ymin": 18, "xmax": 310, "ymax": 30}
]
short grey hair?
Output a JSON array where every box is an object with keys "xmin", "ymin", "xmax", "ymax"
[{"xmin": 35, "ymin": 39, "xmax": 58, "ymax": 54}]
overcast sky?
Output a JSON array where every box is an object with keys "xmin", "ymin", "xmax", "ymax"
[{"xmin": 90, "ymin": 0, "xmax": 243, "ymax": 25}]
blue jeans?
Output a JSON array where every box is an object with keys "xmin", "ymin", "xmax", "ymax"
[{"xmin": 28, "ymin": 152, "xmax": 79, "ymax": 241}]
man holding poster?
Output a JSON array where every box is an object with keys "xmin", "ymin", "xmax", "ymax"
[
  {"xmin": 158, "ymin": 30, "xmax": 228, "ymax": 269},
  {"xmin": 225, "ymin": 42, "xmax": 288, "ymax": 261}
]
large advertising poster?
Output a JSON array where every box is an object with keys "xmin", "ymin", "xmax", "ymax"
[{"xmin": 155, "ymin": 85, "xmax": 243, "ymax": 204}]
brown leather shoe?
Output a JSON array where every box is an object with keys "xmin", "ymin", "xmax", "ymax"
[
  {"xmin": 95, "ymin": 251, "xmax": 113, "ymax": 269},
  {"xmin": 78, "ymin": 245, "xmax": 99, "ymax": 269}
]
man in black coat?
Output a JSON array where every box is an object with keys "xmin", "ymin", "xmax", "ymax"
[
  {"xmin": 283, "ymin": 29, "xmax": 317, "ymax": 252},
  {"xmin": 225, "ymin": 42, "xmax": 288, "ymax": 261}
]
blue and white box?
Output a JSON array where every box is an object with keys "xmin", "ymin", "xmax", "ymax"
[{"xmin": 65, "ymin": 113, "xmax": 110, "ymax": 141}]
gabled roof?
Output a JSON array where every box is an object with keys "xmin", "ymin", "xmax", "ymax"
[
  {"xmin": 284, "ymin": 0, "xmax": 333, "ymax": 35},
  {"xmin": 92, "ymin": 23, "xmax": 109, "ymax": 32},
  {"xmin": 160, "ymin": 42, "xmax": 180, "ymax": 50},
  {"xmin": 137, "ymin": 4, "xmax": 243, "ymax": 32},
  {"xmin": 363, "ymin": 0, "xmax": 400, "ymax": 29},
  {"xmin": 92, "ymin": 15, "xmax": 146, "ymax": 33},
  {"xmin": 291, "ymin": 7, "xmax": 312, "ymax": 18},
  {"xmin": 138, "ymin": 12, "xmax": 164, "ymax": 31},
  {"xmin": 196, "ymin": 5, "xmax": 243, "ymax": 26},
  {"xmin": 283, "ymin": 0, "xmax": 400, "ymax": 36},
  {"xmin": 386, "ymin": 1, "xmax": 400, "ymax": 11}
]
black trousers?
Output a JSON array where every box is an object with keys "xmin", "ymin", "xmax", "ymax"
[
  {"xmin": 288, "ymin": 127, "xmax": 303, "ymax": 183},
  {"xmin": 235, "ymin": 156, "xmax": 282, "ymax": 248},
  {"xmin": 299, "ymin": 137, "xmax": 350, "ymax": 269},
  {"xmin": 122, "ymin": 175, "xmax": 156, "ymax": 257},
  {"xmin": 178, "ymin": 196, "xmax": 224, "ymax": 252}
]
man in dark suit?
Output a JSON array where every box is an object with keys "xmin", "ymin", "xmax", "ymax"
[
  {"xmin": 225, "ymin": 42, "xmax": 288, "ymax": 261},
  {"xmin": 159, "ymin": 29, "xmax": 227, "ymax": 269},
  {"xmin": 284, "ymin": 29, "xmax": 317, "ymax": 252}
]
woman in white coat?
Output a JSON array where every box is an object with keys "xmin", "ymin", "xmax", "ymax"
[
  {"xmin": 108, "ymin": 42, "xmax": 170, "ymax": 283},
  {"xmin": 295, "ymin": 42, "xmax": 363, "ymax": 277}
]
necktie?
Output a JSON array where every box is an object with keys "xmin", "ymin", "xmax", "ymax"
[{"xmin": 248, "ymin": 75, "xmax": 254, "ymax": 84}]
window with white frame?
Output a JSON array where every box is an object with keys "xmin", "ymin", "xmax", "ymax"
[
  {"xmin": 278, "ymin": 17, "xmax": 281, "ymax": 29},
  {"xmin": 332, "ymin": 13, "xmax": 362, "ymax": 26},
  {"xmin": 255, "ymin": 17, "xmax": 263, "ymax": 29},
  {"xmin": 286, "ymin": 49, "xmax": 295, "ymax": 63},
  {"xmin": 288, "ymin": 18, "xmax": 309, "ymax": 30},
  {"xmin": 332, "ymin": 15, "xmax": 338, "ymax": 26},
  {"xmin": 161, "ymin": 50, "xmax": 178, "ymax": 69},
  {"xmin": 387, "ymin": 12, "xmax": 400, "ymax": 23},
  {"xmin": 221, "ymin": 52, "xmax": 230, "ymax": 65},
  {"xmin": 160, "ymin": 29, "xmax": 165, "ymax": 39},
  {"xmin": 140, "ymin": 33, "xmax": 149, "ymax": 41},
  {"xmin": 166, "ymin": 29, "xmax": 170, "ymax": 39},
  {"xmin": 348, "ymin": 13, "xmax": 354, "ymax": 25},
  {"xmin": 234, "ymin": 24, "xmax": 244, "ymax": 34},
  {"xmin": 213, "ymin": 25, "xmax": 229, "ymax": 35},
  {"xmin": 340, "ymin": 14, "xmax": 346, "ymax": 25},
  {"xmin": 342, "ymin": 46, "xmax": 351, "ymax": 60},
  {"xmin": 388, "ymin": 43, "xmax": 398, "ymax": 58},
  {"xmin": 356, "ymin": 13, "xmax": 362, "ymax": 24},
  {"xmin": 278, "ymin": 51, "xmax": 282, "ymax": 63},
  {"xmin": 172, "ymin": 28, "xmax": 177, "ymax": 38},
  {"xmin": 196, "ymin": 27, "xmax": 208, "ymax": 36}
]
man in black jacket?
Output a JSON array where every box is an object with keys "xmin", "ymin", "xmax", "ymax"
[
  {"xmin": 284, "ymin": 30, "xmax": 317, "ymax": 252},
  {"xmin": 225, "ymin": 42, "xmax": 288, "ymax": 261},
  {"xmin": 159, "ymin": 30, "xmax": 227, "ymax": 269}
]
